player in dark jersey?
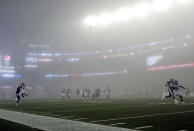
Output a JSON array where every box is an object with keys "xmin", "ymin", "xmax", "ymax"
[
  {"xmin": 162, "ymin": 78, "xmax": 178, "ymax": 103},
  {"xmin": 16, "ymin": 83, "xmax": 28, "ymax": 106}
]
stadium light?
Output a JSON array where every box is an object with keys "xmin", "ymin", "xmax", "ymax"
[
  {"xmin": 178, "ymin": 0, "xmax": 192, "ymax": 4},
  {"xmin": 83, "ymin": 0, "xmax": 190, "ymax": 27},
  {"xmin": 115, "ymin": 7, "xmax": 133, "ymax": 22},
  {"xmin": 132, "ymin": 3, "xmax": 151, "ymax": 18},
  {"xmin": 152, "ymin": 0, "xmax": 172, "ymax": 11},
  {"xmin": 83, "ymin": 16, "xmax": 98, "ymax": 27},
  {"xmin": 98, "ymin": 12, "xmax": 114, "ymax": 25}
]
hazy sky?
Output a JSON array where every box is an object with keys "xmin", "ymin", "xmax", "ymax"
[
  {"xmin": 0, "ymin": 0, "xmax": 194, "ymax": 98},
  {"xmin": 0, "ymin": 0, "xmax": 194, "ymax": 51}
]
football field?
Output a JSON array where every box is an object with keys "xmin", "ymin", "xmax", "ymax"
[{"xmin": 0, "ymin": 98, "xmax": 194, "ymax": 131}]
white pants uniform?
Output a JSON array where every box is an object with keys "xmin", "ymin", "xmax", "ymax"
[{"xmin": 174, "ymin": 89, "xmax": 182, "ymax": 96}]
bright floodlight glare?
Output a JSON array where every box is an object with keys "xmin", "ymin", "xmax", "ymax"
[
  {"xmin": 83, "ymin": 16, "xmax": 98, "ymax": 27},
  {"xmin": 115, "ymin": 7, "xmax": 132, "ymax": 22},
  {"xmin": 178, "ymin": 0, "xmax": 192, "ymax": 3},
  {"xmin": 152, "ymin": 0, "xmax": 172, "ymax": 11},
  {"xmin": 133, "ymin": 3, "xmax": 151, "ymax": 18},
  {"xmin": 98, "ymin": 12, "xmax": 114, "ymax": 25}
]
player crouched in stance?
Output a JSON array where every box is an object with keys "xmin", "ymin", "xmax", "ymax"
[{"xmin": 16, "ymin": 83, "xmax": 28, "ymax": 106}]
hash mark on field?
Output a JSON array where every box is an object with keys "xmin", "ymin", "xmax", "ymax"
[
  {"xmin": 91, "ymin": 110, "xmax": 194, "ymax": 123},
  {"xmin": 135, "ymin": 125, "xmax": 153, "ymax": 129},
  {"xmin": 109, "ymin": 123, "xmax": 126, "ymax": 126}
]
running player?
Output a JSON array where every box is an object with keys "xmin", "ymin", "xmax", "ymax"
[
  {"xmin": 174, "ymin": 80, "xmax": 186, "ymax": 103},
  {"xmin": 161, "ymin": 78, "xmax": 178, "ymax": 103},
  {"xmin": 16, "ymin": 83, "xmax": 28, "ymax": 106}
]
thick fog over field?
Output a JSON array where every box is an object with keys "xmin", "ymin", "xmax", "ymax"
[{"xmin": 0, "ymin": 0, "xmax": 194, "ymax": 99}]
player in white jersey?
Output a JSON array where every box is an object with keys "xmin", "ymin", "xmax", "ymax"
[
  {"xmin": 173, "ymin": 80, "xmax": 186, "ymax": 103},
  {"xmin": 104, "ymin": 86, "xmax": 110, "ymax": 99},
  {"xmin": 161, "ymin": 78, "xmax": 178, "ymax": 103}
]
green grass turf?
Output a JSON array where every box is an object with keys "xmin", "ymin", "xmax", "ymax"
[
  {"xmin": 0, "ymin": 118, "xmax": 44, "ymax": 131},
  {"xmin": 0, "ymin": 98, "xmax": 194, "ymax": 131}
]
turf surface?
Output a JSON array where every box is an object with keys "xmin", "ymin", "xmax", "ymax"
[
  {"xmin": 0, "ymin": 98, "xmax": 194, "ymax": 131},
  {"xmin": 0, "ymin": 118, "xmax": 43, "ymax": 131}
]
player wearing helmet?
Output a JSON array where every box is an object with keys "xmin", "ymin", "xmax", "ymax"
[
  {"xmin": 161, "ymin": 78, "xmax": 178, "ymax": 103},
  {"xmin": 173, "ymin": 80, "xmax": 186, "ymax": 103},
  {"xmin": 16, "ymin": 83, "xmax": 28, "ymax": 106}
]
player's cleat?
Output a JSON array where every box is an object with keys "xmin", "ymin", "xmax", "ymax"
[
  {"xmin": 174, "ymin": 99, "xmax": 179, "ymax": 104},
  {"xmin": 181, "ymin": 101, "xmax": 185, "ymax": 104},
  {"xmin": 161, "ymin": 94, "xmax": 165, "ymax": 101}
]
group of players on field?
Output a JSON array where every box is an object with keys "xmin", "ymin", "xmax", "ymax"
[
  {"xmin": 15, "ymin": 79, "xmax": 185, "ymax": 106},
  {"xmin": 61, "ymin": 86, "xmax": 111, "ymax": 99},
  {"xmin": 162, "ymin": 78, "xmax": 186, "ymax": 104}
]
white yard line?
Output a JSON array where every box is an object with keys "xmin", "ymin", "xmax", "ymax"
[
  {"xmin": 39, "ymin": 113, "xmax": 53, "ymax": 116},
  {"xmin": 60, "ymin": 101, "xmax": 194, "ymax": 113},
  {"xmin": 14, "ymin": 102, "xmax": 193, "ymax": 115},
  {"xmin": 91, "ymin": 110, "xmax": 194, "ymax": 123},
  {"xmin": 158, "ymin": 102, "xmax": 172, "ymax": 104},
  {"xmin": 149, "ymin": 102, "xmax": 172, "ymax": 105},
  {"xmin": 56, "ymin": 104, "xmax": 154, "ymax": 113},
  {"xmin": 73, "ymin": 118, "xmax": 88, "ymax": 121},
  {"xmin": 50, "ymin": 114, "xmax": 64, "ymax": 117},
  {"xmin": 0, "ymin": 109, "xmax": 136, "ymax": 131},
  {"xmin": 60, "ymin": 116, "xmax": 74, "ymax": 119},
  {"xmin": 135, "ymin": 126, "xmax": 153, "ymax": 130},
  {"xmin": 109, "ymin": 123, "xmax": 126, "ymax": 126}
]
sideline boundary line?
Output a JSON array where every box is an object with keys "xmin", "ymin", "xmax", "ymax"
[{"xmin": 0, "ymin": 109, "xmax": 136, "ymax": 131}]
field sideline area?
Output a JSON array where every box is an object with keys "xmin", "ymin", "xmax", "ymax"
[{"xmin": 0, "ymin": 98, "xmax": 194, "ymax": 131}]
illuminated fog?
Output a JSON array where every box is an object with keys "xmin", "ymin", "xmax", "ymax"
[{"xmin": 0, "ymin": 0, "xmax": 194, "ymax": 99}]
